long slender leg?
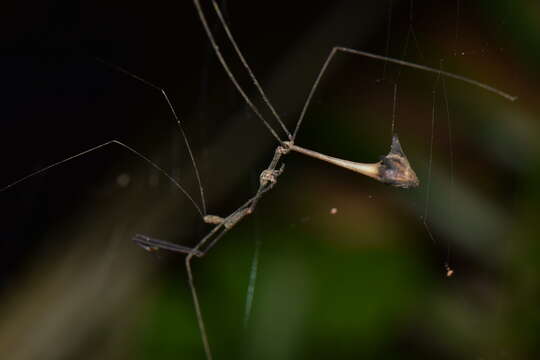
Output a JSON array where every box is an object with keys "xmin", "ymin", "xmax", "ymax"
[
  {"xmin": 210, "ymin": 0, "xmax": 292, "ymax": 140},
  {"xmin": 0, "ymin": 140, "xmax": 204, "ymax": 218},
  {"xmin": 185, "ymin": 254, "xmax": 213, "ymax": 360},
  {"xmin": 133, "ymin": 214, "xmax": 227, "ymax": 258},
  {"xmin": 193, "ymin": 0, "xmax": 284, "ymax": 144},
  {"xmin": 292, "ymin": 46, "xmax": 517, "ymax": 141},
  {"xmin": 133, "ymin": 234, "xmax": 205, "ymax": 257},
  {"xmin": 96, "ymin": 58, "xmax": 208, "ymax": 215}
]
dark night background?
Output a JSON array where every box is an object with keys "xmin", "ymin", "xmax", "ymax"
[{"xmin": 1, "ymin": 1, "xmax": 539, "ymax": 359}]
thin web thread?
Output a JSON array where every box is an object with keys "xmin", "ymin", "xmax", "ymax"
[
  {"xmin": 243, "ymin": 172, "xmax": 263, "ymax": 329},
  {"xmin": 391, "ymin": 83, "xmax": 398, "ymax": 135},
  {"xmin": 441, "ymin": 73, "xmax": 454, "ymax": 269},
  {"xmin": 382, "ymin": 0, "xmax": 393, "ymax": 80},
  {"xmin": 243, "ymin": 225, "xmax": 261, "ymax": 329},
  {"xmin": 422, "ymin": 73, "xmax": 441, "ymax": 244},
  {"xmin": 441, "ymin": 77, "xmax": 454, "ymax": 187},
  {"xmin": 454, "ymin": 0, "xmax": 461, "ymax": 56},
  {"xmin": 397, "ymin": 1, "xmax": 425, "ymax": 82}
]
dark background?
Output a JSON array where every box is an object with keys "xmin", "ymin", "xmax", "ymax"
[{"xmin": 1, "ymin": 1, "xmax": 539, "ymax": 359}]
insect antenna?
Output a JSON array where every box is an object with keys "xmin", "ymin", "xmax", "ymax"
[{"xmin": 95, "ymin": 57, "xmax": 208, "ymax": 216}]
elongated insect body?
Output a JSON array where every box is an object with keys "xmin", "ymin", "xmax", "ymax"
[{"xmin": 284, "ymin": 134, "xmax": 419, "ymax": 189}]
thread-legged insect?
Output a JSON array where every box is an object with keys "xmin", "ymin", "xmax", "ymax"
[{"xmin": 1, "ymin": 1, "xmax": 517, "ymax": 359}]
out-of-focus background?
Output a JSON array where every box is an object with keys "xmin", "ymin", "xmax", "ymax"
[{"xmin": 1, "ymin": 0, "xmax": 538, "ymax": 359}]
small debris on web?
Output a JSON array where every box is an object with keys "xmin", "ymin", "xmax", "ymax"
[{"xmin": 445, "ymin": 264, "xmax": 454, "ymax": 277}]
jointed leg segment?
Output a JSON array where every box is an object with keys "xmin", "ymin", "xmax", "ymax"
[{"xmin": 133, "ymin": 142, "xmax": 288, "ymax": 258}]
